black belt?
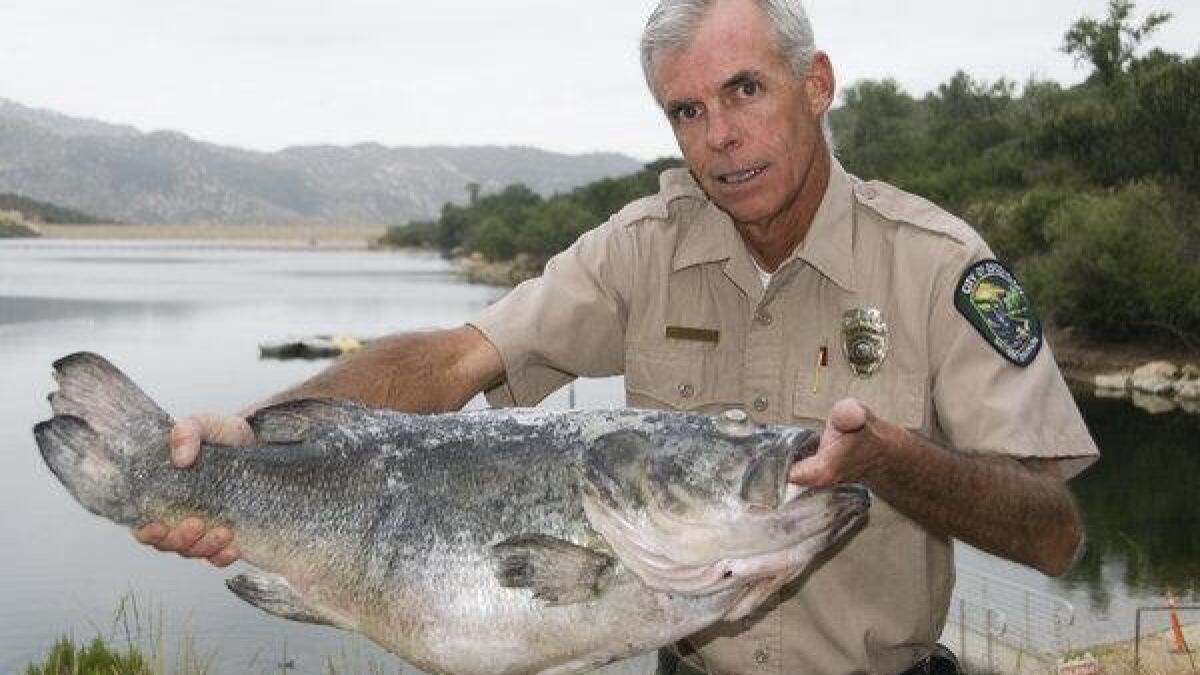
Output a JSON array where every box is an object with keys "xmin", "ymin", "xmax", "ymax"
[
  {"xmin": 657, "ymin": 644, "xmax": 960, "ymax": 675},
  {"xmin": 898, "ymin": 644, "xmax": 961, "ymax": 675}
]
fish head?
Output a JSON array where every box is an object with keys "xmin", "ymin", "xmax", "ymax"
[{"xmin": 581, "ymin": 414, "xmax": 869, "ymax": 614}]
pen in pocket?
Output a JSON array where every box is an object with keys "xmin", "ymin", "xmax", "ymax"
[{"xmin": 812, "ymin": 345, "xmax": 829, "ymax": 393}]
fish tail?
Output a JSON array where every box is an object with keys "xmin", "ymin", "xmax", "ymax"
[{"xmin": 34, "ymin": 352, "xmax": 173, "ymax": 525}]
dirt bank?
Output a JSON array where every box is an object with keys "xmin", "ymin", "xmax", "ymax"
[{"xmin": 36, "ymin": 223, "xmax": 388, "ymax": 246}]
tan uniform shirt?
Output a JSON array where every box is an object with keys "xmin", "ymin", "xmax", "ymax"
[{"xmin": 471, "ymin": 159, "xmax": 1098, "ymax": 674}]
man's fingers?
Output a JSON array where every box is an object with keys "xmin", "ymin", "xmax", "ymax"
[
  {"xmin": 133, "ymin": 523, "xmax": 167, "ymax": 545},
  {"xmin": 169, "ymin": 419, "xmax": 204, "ymax": 467},
  {"xmin": 789, "ymin": 455, "xmax": 830, "ymax": 486},
  {"xmin": 157, "ymin": 517, "xmax": 206, "ymax": 553},
  {"xmin": 169, "ymin": 413, "xmax": 256, "ymax": 468},
  {"xmin": 185, "ymin": 527, "xmax": 233, "ymax": 559},
  {"xmin": 208, "ymin": 544, "xmax": 241, "ymax": 568}
]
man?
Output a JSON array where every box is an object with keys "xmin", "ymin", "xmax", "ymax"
[{"xmin": 138, "ymin": 0, "xmax": 1098, "ymax": 673}]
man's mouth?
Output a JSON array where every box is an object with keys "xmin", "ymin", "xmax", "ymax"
[{"xmin": 716, "ymin": 164, "xmax": 768, "ymax": 185}]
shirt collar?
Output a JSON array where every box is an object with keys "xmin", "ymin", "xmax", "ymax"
[
  {"xmin": 670, "ymin": 159, "xmax": 858, "ymax": 293},
  {"xmin": 789, "ymin": 158, "xmax": 857, "ymax": 293}
]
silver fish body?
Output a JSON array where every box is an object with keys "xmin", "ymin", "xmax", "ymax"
[{"xmin": 34, "ymin": 353, "xmax": 868, "ymax": 675}]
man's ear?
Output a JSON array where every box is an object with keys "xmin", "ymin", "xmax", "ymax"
[{"xmin": 804, "ymin": 51, "xmax": 836, "ymax": 116}]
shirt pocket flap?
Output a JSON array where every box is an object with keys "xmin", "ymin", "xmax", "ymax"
[
  {"xmin": 626, "ymin": 346, "xmax": 734, "ymax": 410},
  {"xmin": 793, "ymin": 370, "xmax": 929, "ymax": 431}
]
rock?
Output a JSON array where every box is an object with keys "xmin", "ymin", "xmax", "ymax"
[
  {"xmin": 1133, "ymin": 360, "xmax": 1180, "ymax": 380},
  {"xmin": 1181, "ymin": 363, "xmax": 1200, "ymax": 381},
  {"xmin": 1176, "ymin": 379, "xmax": 1200, "ymax": 401},
  {"xmin": 1132, "ymin": 391, "xmax": 1178, "ymax": 415},
  {"xmin": 1132, "ymin": 361, "xmax": 1180, "ymax": 395},
  {"xmin": 1093, "ymin": 387, "xmax": 1129, "ymax": 400},
  {"xmin": 1182, "ymin": 400, "xmax": 1200, "ymax": 415},
  {"xmin": 1094, "ymin": 372, "xmax": 1130, "ymax": 390},
  {"xmin": 1134, "ymin": 377, "xmax": 1177, "ymax": 396}
]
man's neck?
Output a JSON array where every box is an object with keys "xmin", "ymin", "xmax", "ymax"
[{"xmin": 739, "ymin": 151, "xmax": 831, "ymax": 272}]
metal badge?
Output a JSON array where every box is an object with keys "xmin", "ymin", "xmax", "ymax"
[{"xmin": 842, "ymin": 308, "xmax": 889, "ymax": 378}]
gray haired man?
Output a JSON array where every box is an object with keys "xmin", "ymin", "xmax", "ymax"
[{"xmin": 140, "ymin": 1, "xmax": 1097, "ymax": 673}]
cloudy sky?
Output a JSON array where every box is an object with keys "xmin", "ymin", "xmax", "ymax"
[{"xmin": 2, "ymin": 0, "xmax": 1195, "ymax": 160}]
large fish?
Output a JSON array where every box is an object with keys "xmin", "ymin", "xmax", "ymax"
[{"xmin": 34, "ymin": 353, "xmax": 868, "ymax": 675}]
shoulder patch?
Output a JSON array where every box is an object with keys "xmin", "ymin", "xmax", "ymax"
[{"xmin": 954, "ymin": 259, "xmax": 1042, "ymax": 367}]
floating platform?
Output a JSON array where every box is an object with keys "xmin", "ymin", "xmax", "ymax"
[{"xmin": 259, "ymin": 334, "xmax": 369, "ymax": 360}]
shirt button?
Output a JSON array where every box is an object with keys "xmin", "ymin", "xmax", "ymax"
[
  {"xmin": 678, "ymin": 383, "xmax": 695, "ymax": 399},
  {"xmin": 754, "ymin": 648, "xmax": 770, "ymax": 664},
  {"xmin": 755, "ymin": 310, "xmax": 773, "ymax": 326},
  {"xmin": 752, "ymin": 396, "xmax": 769, "ymax": 412}
]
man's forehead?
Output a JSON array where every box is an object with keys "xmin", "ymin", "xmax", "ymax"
[{"xmin": 653, "ymin": 13, "xmax": 784, "ymax": 102}]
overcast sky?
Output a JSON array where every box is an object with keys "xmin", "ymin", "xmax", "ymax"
[{"xmin": 2, "ymin": 1, "xmax": 1195, "ymax": 160}]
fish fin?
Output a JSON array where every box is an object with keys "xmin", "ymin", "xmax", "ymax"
[
  {"xmin": 47, "ymin": 352, "xmax": 172, "ymax": 442},
  {"xmin": 34, "ymin": 415, "xmax": 139, "ymax": 525},
  {"xmin": 246, "ymin": 399, "xmax": 371, "ymax": 445},
  {"xmin": 226, "ymin": 573, "xmax": 351, "ymax": 629},
  {"xmin": 491, "ymin": 534, "xmax": 615, "ymax": 606}
]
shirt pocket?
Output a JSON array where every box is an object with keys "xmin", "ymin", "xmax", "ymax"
[
  {"xmin": 625, "ymin": 345, "xmax": 741, "ymax": 412},
  {"xmin": 792, "ymin": 368, "xmax": 929, "ymax": 433}
]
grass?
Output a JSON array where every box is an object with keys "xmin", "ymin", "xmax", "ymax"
[{"xmin": 21, "ymin": 594, "xmax": 395, "ymax": 675}]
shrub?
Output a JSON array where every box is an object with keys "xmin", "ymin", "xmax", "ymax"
[{"xmin": 1020, "ymin": 180, "xmax": 1200, "ymax": 344}]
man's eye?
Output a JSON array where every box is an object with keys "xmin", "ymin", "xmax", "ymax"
[
  {"xmin": 672, "ymin": 104, "xmax": 701, "ymax": 122},
  {"xmin": 738, "ymin": 80, "xmax": 760, "ymax": 97}
]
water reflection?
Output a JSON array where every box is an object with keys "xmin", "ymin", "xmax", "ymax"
[{"xmin": 1060, "ymin": 392, "xmax": 1200, "ymax": 609}]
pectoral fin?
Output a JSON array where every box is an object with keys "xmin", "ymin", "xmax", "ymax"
[
  {"xmin": 226, "ymin": 573, "xmax": 351, "ymax": 629},
  {"xmin": 490, "ymin": 534, "xmax": 615, "ymax": 605}
]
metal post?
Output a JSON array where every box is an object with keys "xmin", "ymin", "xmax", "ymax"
[
  {"xmin": 959, "ymin": 598, "xmax": 968, "ymax": 675},
  {"xmin": 985, "ymin": 609, "xmax": 994, "ymax": 673},
  {"xmin": 1135, "ymin": 607, "xmax": 1142, "ymax": 672}
]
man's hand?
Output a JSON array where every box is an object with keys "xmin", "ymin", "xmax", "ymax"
[
  {"xmin": 132, "ymin": 413, "xmax": 255, "ymax": 567},
  {"xmin": 789, "ymin": 398, "xmax": 885, "ymax": 487},
  {"xmin": 787, "ymin": 398, "xmax": 1084, "ymax": 576}
]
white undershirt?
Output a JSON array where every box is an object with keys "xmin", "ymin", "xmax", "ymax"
[{"xmin": 751, "ymin": 257, "xmax": 773, "ymax": 289}]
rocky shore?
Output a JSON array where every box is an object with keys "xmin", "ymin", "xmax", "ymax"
[{"xmin": 1049, "ymin": 331, "xmax": 1199, "ymax": 415}]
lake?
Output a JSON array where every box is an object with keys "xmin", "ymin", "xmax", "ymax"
[{"xmin": 1, "ymin": 240, "xmax": 1196, "ymax": 673}]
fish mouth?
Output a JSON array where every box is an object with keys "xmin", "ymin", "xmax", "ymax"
[
  {"xmin": 714, "ymin": 162, "xmax": 769, "ymax": 186},
  {"xmin": 740, "ymin": 427, "xmax": 819, "ymax": 513},
  {"xmin": 776, "ymin": 428, "xmax": 820, "ymax": 509}
]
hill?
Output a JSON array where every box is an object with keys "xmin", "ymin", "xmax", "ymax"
[
  {"xmin": 0, "ymin": 98, "xmax": 641, "ymax": 226},
  {"xmin": 0, "ymin": 192, "xmax": 108, "ymax": 224}
]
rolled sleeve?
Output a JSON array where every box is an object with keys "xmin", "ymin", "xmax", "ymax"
[
  {"xmin": 469, "ymin": 220, "xmax": 633, "ymax": 407},
  {"xmin": 929, "ymin": 243, "xmax": 1099, "ymax": 479}
]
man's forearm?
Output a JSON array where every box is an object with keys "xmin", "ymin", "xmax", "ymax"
[
  {"xmin": 861, "ymin": 418, "xmax": 1082, "ymax": 576},
  {"xmin": 255, "ymin": 325, "xmax": 504, "ymax": 414}
]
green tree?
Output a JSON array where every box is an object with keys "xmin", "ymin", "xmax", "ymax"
[{"xmin": 1062, "ymin": 0, "xmax": 1172, "ymax": 85}]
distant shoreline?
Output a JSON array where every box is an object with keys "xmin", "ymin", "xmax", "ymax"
[{"xmin": 34, "ymin": 223, "xmax": 388, "ymax": 246}]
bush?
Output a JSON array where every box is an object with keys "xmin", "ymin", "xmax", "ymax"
[
  {"xmin": 1020, "ymin": 180, "xmax": 1200, "ymax": 344},
  {"xmin": 24, "ymin": 636, "xmax": 151, "ymax": 675}
]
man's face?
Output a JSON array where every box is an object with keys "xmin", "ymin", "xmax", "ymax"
[{"xmin": 651, "ymin": 0, "xmax": 833, "ymax": 230}]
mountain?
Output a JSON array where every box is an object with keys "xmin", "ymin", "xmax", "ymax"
[{"xmin": 0, "ymin": 98, "xmax": 642, "ymax": 225}]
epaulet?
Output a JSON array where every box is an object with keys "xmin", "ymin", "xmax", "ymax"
[
  {"xmin": 611, "ymin": 168, "xmax": 706, "ymax": 229},
  {"xmin": 852, "ymin": 179, "xmax": 978, "ymax": 247}
]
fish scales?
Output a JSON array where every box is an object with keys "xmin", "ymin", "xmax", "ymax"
[{"xmin": 34, "ymin": 353, "xmax": 869, "ymax": 675}]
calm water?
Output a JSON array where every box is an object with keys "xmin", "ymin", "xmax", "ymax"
[{"xmin": 1, "ymin": 240, "xmax": 1196, "ymax": 672}]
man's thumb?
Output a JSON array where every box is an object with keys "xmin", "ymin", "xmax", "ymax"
[{"xmin": 828, "ymin": 398, "xmax": 867, "ymax": 435}]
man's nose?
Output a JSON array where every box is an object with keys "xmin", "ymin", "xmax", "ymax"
[{"xmin": 705, "ymin": 108, "xmax": 740, "ymax": 152}]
